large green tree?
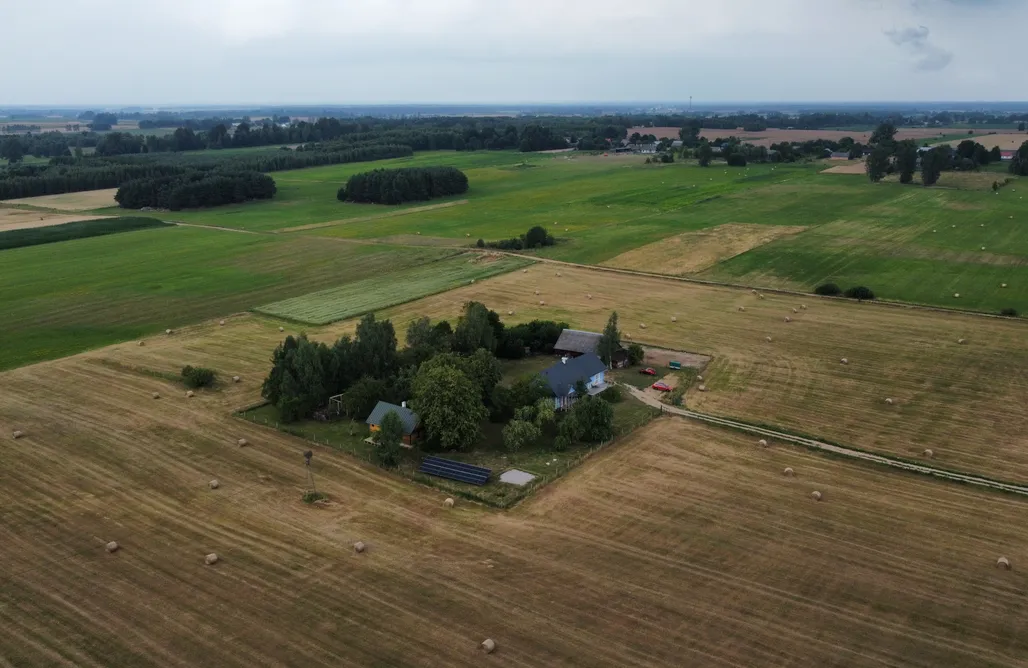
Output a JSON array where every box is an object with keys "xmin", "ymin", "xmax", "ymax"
[
  {"xmin": 894, "ymin": 140, "xmax": 919, "ymax": 184},
  {"xmin": 1011, "ymin": 140, "xmax": 1028, "ymax": 176},
  {"xmin": 697, "ymin": 143, "xmax": 714, "ymax": 167},
  {"xmin": 870, "ymin": 122, "xmax": 898, "ymax": 151},
  {"xmin": 865, "ymin": 147, "xmax": 890, "ymax": 183},
  {"xmin": 1, "ymin": 135, "xmax": 25, "ymax": 164},
  {"xmin": 502, "ymin": 419, "xmax": 540, "ymax": 454},
  {"xmin": 353, "ymin": 313, "xmax": 398, "ymax": 379},
  {"xmin": 412, "ymin": 364, "xmax": 486, "ymax": 451},
  {"xmin": 373, "ymin": 410, "xmax": 404, "ymax": 468},
  {"xmin": 453, "ymin": 301, "xmax": 495, "ymax": 353},
  {"xmin": 921, "ymin": 148, "xmax": 946, "ymax": 186},
  {"xmin": 597, "ymin": 311, "xmax": 621, "ymax": 367}
]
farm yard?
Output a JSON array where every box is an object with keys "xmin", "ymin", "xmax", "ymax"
[{"xmin": 2, "ymin": 338, "xmax": 1027, "ymax": 666}]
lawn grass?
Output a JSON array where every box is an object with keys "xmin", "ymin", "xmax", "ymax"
[
  {"xmin": 0, "ymin": 227, "xmax": 450, "ymax": 370},
  {"xmin": 255, "ymin": 253, "xmax": 532, "ymax": 324}
]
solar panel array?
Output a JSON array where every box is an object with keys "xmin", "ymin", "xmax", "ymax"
[{"xmin": 418, "ymin": 456, "xmax": 492, "ymax": 486}]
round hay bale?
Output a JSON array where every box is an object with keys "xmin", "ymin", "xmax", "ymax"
[
  {"xmin": 624, "ymin": 332, "xmax": 632, "ymax": 339},
  {"xmin": 237, "ymin": 438, "xmax": 248, "ymax": 447},
  {"xmin": 953, "ymin": 293, "xmax": 960, "ymax": 298},
  {"xmin": 522, "ymin": 269, "xmax": 527, "ymax": 273},
  {"xmin": 1001, "ymin": 283, "xmax": 1008, "ymax": 288},
  {"xmin": 232, "ymin": 375, "xmax": 241, "ymax": 383},
  {"xmin": 219, "ymin": 320, "xmax": 225, "ymax": 326},
  {"xmin": 811, "ymin": 490, "xmax": 823, "ymax": 501},
  {"xmin": 480, "ymin": 639, "xmax": 497, "ymax": 654},
  {"xmin": 556, "ymin": 271, "xmax": 562, "ymax": 277},
  {"xmin": 671, "ymin": 316, "xmax": 677, "ymax": 322},
  {"xmin": 783, "ymin": 467, "xmax": 794, "ymax": 477},
  {"xmin": 205, "ymin": 553, "xmax": 219, "ymax": 566},
  {"xmin": 885, "ymin": 398, "xmax": 894, "ymax": 405},
  {"xmin": 784, "ymin": 317, "xmax": 791, "ymax": 323},
  {"xmin": 279, "ymin": 326, "xmax": 285, "ymax": 332},
  {"xmin": 981, "ymin": 246, "xmax": 986, "ymax": 251},
  {"xmin": 923, "ymin": 449, "xmax": 934, "ymax": 458},
  {"xmin": 840, "ymin": 358, "xmax": 849, "ymax": 365},
  {"xmin": 470, "ymin": 279, "xmax": 475, "ymax": 284},
  {"xmin": 758, "ymin": 294, "xmax": 765, "ymax": 300},
  {"xmin": 209, "ymin": 479, "xmax": 220, "ymax": 489},
  {"xmin": 186, "ymin": 390, "xmax": 195, "ymax": 398},
  {"xmin": 465, "ymin": 233, "xmax": 470, "ymax": 237},
  {"xmin": 539, "ymin": 300, "xmax": 546, "ymax": 306},
  {"xmin": 105, "ymin": 541, "xmax": 119, "ymax": 554},
  {"xmin": 758, "ymin": 439, "xmax": 768, "ymax": 447},
  {"xmin": 697, "ymin": 384, "xmax": 708, "ymax": 392},
  {"xmin": 507, "ymin": 310, "xmax": 514, "ymax": 316},
  {"xmin": 534, "ymin": 289, "xmax": 539, "ymax": 295},
  {"xmin": 443, "ymin": 497, "xmax": 455, "ymax": 508},
  {"xmin": 997, "ymin": 556, "xmax": 1011, "ymax": 570},
  {"xmin": 152, "ymin": 392, "xmax": 161, "ymax": 400},
  {"xmin": 765, "ymin": 336, "xmax": 772, "ymax": 343},
  {"xmin": 751, "ymin": 289, "xmax": 758, "ymax": 295},
  {"xmin": 958, "ymin": 338, "xmax": 966, "ymax": 345},
  {"xmin": 932, "ymin": 229, "xmax": 937, "ymax": 233},
  {"xmin": 137, "ymin": 340, "xmax": 145, "ymax": 347},
  {"xmin": 696, "ymin": 375, "xmax": 703, "ymax": 381},
  {"xmin": 587, "ymin": 294, "xmax": 592, "ymax": 299},
  {"xmin": 792, "ymin": 307, "xmax": 798, "ymax": 313},
  {"xmin": 12, "ymin": 430, "xmax": 25, "ymax": 439},
  {"xmin": 800, "ymin": 304, "xmax": 806, "ymax": 310},
  {"xmin": 165, "ymin": 329, "xmax": 173, "ymax": 335},
  {"xmin": 639, "ymin": 323, "xmax": 646, "ymax": 329},
  {"xmin": 353, "ymin": 541, "xmax": 366, "ymax": 554},
  {"xmin": 738, "ymin": 306, "xmax": 746, "ymax": 312}
]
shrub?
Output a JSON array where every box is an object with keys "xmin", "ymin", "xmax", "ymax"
[
  {"xmin": 302, "ymin": 490, "xmax": 327, "ymax": 504},
  {"xmin": 627, "ymin": 343, "xmax": 645, "ymax": 365},
  {"xmin": 1000, "ymin": 308, "xmax": 1019, "ymax": 317},
  {"xmin": 843, "ymin": 286, "xmax": 876, "ymax": 301},
  {"xmin": 181, "ymin": 365, "xmax": 216, "ymax": 388},
  {"xmin": 814, "ymin": 283, "xmax": 842, "ymax": 296},
  {"xmin": 487, "ymin": 225, "xmax": 555, "ymax": 251},
  {"xmin": 599, "ymin": 386, "xmax": 623, "ymax": 403},
  {"xmin": 726, "ymin": 153, "xmax": 747, "ymax": 167},
  {"xmin": 476, "ymin": 238, "xmax": 485, "ymax": 248}
]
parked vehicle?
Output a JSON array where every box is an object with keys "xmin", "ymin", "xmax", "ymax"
[
  {"xmin": 639, "ymin": 367, "xmax": 656, "ymax": 376},
  {"xmin": 652, "ymin": 382, "xmax": 672, "ymax": 392}
]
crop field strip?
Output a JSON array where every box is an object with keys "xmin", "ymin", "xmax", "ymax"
[
  {"xmin": 255, "ymin": 253, "xmax": 532, "ymax": 324},
  {"xmin": 2, "ymin": 343, "xmax": 1027, "ymax": 667}
]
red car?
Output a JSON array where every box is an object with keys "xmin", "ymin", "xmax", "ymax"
[
  {"xmin": 639, "ymin": 367, "xmax": 657, "ymax": 376},
  {"xmin": 651, "ymin": 382, "xmax": 673, "ymax": 392}
]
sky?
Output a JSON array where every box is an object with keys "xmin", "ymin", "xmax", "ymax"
[{"xmin": 2, "ymin": 0, "xmax": 1026, "ymax": 106}]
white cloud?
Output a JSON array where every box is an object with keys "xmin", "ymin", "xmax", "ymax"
[{"xmin": 0, "ymin": 0, "xmax": 1025, "ymax": 104}]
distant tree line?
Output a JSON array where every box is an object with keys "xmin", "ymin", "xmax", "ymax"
[
  {"xmin": 115, "ymin": 171, "xmax": 276, "ymax": 210},
  {"xmin": 480, "ymin": 225, "xmax": 556, "ymax": 251},
  {"xmin": 337, "ymin": 166, "xmax": 468, "ymax": 204}
]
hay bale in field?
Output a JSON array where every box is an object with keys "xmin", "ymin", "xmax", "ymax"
[
  {"xmin": 997, "ymin": 556, "xmax": 1011, "ymax": 570},
  {"xmin": 138, "ymin": 341, "xmax": 145, "ymax": 347},
  {"xmin": 696, "ymin": 375, "xmax": 703, "ymax": 381},
  {"xmin": 738, "ymin": 306, "xmax": 746, "ymax": 312},
  {"xmin": 465, "ymin": 233, "xmax": 470, "ymax": 237},
  {"xmin": 237, "ymin": 438, "xmax": 248, "ymax": 447},
  {"xmin": 885, "ymin": 398, "xmax": 894, "ymax": 405},
  {"xmin": 784, "ymin": 317, "xmax": 791, "ymax": 323},
  {"xmin": 534, "ymin": 289, "xmax": 539, "ymax": 295},
  {"xmin": 539, "ymin": 300, "xmax": 546, "ymax": 306},
  {"xmin": 209, "ymin": 479, "xmax": 220, "ymax": 489},
  {"xmin": 953, "ymin": 293, "xmax": 960, "ymax": 298},
  {"xmin": 353, "ymin": 541, "xmax": 366, "ymax": 554},
  {"xmin": 1001, "ymin": 283, "xmax": 1008, "ymax": 288},
  {"xmin": 470, "ymin": 279, "xmax": 475, "ymax": 284},
  {"xmin": 205, "ymin": 553, "xmax": 219, "ymax": 566},
  {"xmin": 556, "ymin": 271, "xmax": 562, "ymax": 277},
  {"xmin": 981, "ymin": 246, "xmax": 986, "ymax": 251},
  {"xmin": 105, "ymin": 541, "xmax": 119, "ymax": 553},
  {"xmin": 697, "ymin": 384, "xmax": 708, "ymax": 392},
  {"xmin": 923, "ymin": 449, "xmax": 934, "ymax": 458},
  {"xmin": 232, "ymin": 375, "xmax": 241, "ymax": 383},
  {"xmin": 671, "ymin": 316, "xmax": 677, "ymax": 322},
  {"xmin": 152, "ymin": 392, "xmax": 160, "ymax": 400},
  {"xmin": 800, "ymin": 304, "xmax": 806, "ymax": 310},
  {"xmin": 279, "ymin": 326, "xmax": 285, "ymax": 332},
  {"xmin": 165, "ymin": 329, "xmax": 173, "ymax": 335},
  {"xmin": 758, "ymin": 294, "xmax": 765, "ymax": 300},
  {"xmin": 186, "ymin": 390, "xmax": 194, "ymax": 398},
  {"xmin": 522, "ymin": 269, "xmax": 527, "ymax": 273},
  {"xmin": 624, "ymin": 332, "xmax": 632, "ymax": 339},
  {"xmin": 639, "ymin": 323, "xmax": 646, "ymax": 329},
  {"xmin": 958, "ymin": 338, "xmax": 966, "ymax": 345},
  {"xmin": 507, "ymin": 310, "xmax": 514, "ymax": 316},
  {"xmin": 758, "ymin": 439, "xmax": 768, "ymax": 447},
  {"xmin": 765, "ymin": 336, "xmax": 772, "ymax": 342},
  {"xmin": 219, "ymin": 320, "xmax": 225, "ymax": 326},
  {"xmin": 481, "ymin": 639, "xmax": 497, "ymax": 654},
  {"xmin": 443, "ymin": 497, "xmax": 455, "ymax": 508},
  {"xmin": 810, "ymin": 490, "xmax": 822, "ymax": 501},
  {"xmin": 587, "ymin": 294, "xmax": 592, "ymax": 299},
  {"xmin": 751, "ymin": 289, "xmax": 758, "ymax": 295},
  {"xmin": 783, "ymin": 467, "xmax": 794, "ymax": 477},
  {"xmin": 840, "ymin": 358, "xmax": 848, "ymax": 365},
  {"xmin": 792, "ymin": 308, "xmax": 798, "ymax": 314},
  {"xmin": 12, "ymin": 430, "xmax": 25, "ymax": 439}
]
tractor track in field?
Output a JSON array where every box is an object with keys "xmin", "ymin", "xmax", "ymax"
[{"xmin": 623, "ymin": 385, "xmax": 1028, "ymax": 497}]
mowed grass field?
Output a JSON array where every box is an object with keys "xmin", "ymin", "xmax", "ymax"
[
  {"xmin": 0, "ymin": 226, "xmax": 453, "ymax": 370},
  {"xmin": 2, "ymin": 332, "xmax": 1028, "ymax": 666},
  {"xmin": 312, "ymin": 264, "xmax": 1028, "ymax": 483},
  {"xmin": 256, "ymin": 253, "xmax": 531, "ymax": 324}
]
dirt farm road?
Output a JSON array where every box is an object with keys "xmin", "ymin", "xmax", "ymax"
[{"xmin": 623, "ymin": 385, "xmax": 1028, "ymax": 497}]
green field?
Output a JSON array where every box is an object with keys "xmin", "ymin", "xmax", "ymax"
[
  {"xmin": 255, "ymin": 253, "xmax": 532, "ymax": 324},
  {"xmin": 0, "ymin": 227, "xmax": 450, "ymax": 370}
]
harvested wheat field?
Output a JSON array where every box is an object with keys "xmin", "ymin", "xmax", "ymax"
[
  {"xmin": 345, "ymin": 264, "xmax": 1028, "ymax": 482},
  {"xmin": 2, "ymin": 342, "xmax": 1028, "ymax": 668},
  {"xmin": 601, "ymin": 223, "xmax": 808, "ymax": 275},
  {"xmin": 0, "ymin": 207, "xmax": 111, "ymax": 231},
  {"xmin": 4, "ymin": 188, "xmax": 119, "ymax": 211},
  {"xmin": 821, "ymin": 160, "xmax": 868, "ymax": 175},
  {"xmin": 938, "ymin": 134, "xmax": 1028, "ymax": 151}
]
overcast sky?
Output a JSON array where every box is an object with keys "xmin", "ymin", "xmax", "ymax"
[{"xmin": 2, "ymin": 0, "xmax": 1025, "ymax": 106}]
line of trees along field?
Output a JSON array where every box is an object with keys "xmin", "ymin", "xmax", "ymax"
[
  {"xmin": 115, "ymin": 172, "xmax": 276, "ymax": 210},
  {"xmin": 0, "ymin": 143, "xmax": 412, "ymax": 200},
  {"xmin": 0, "ymin": 217, "xmax": 170, "ymax": 250},
  {"xmin": 337, "ymin": 166, "xmax": 468, "ymax": 204}
]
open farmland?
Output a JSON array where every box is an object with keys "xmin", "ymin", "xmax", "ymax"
[
  {"xmin": 256, "ymin": 253, "xmax": 531, "ymax": 324},
  {"xmin": 628, "ymin": 126, "xmax": 985, "ymax": 145},
  {"xmin": 2, "ymin": 333, "xmax": 1028, "ymax": 666},
  {"xmin": 5, "ymin": 188, "xmax": 119, "ymax": 211},
  {"xmin": 936, "ymin": 133, "xmax": 1028, "ymax": 151},
  {"xmin": 346, "ymin": 263, "xmax": 1028, "ymax": 483},
  {"xmin": 0, "ymin": 227, "xmax": 450, "ymax": 370},
  {"xmin": 0, "ymin": 206, "xmax": 111, "ymax": 231}
]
